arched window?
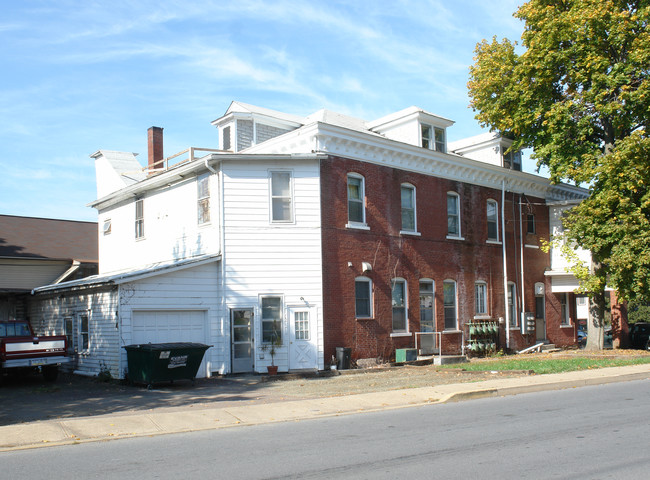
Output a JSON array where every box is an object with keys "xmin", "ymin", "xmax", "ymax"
[{"xmin": 443, "ymin": 280, "xmax": 458, "ymax": 330}]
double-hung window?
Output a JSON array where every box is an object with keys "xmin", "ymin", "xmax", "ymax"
[
  {"xmin": 487, "ymin": 199, "xmax": 498, "ymax": 241},
  {"xmin": 443, "ymin": 280, "xmax": 457, "ymax": 330},
  {"xmin": 527, "ymin": 214, "xmax": 536, "ymax": 234},
  {"xmin": 401, "ymin": 184, "xmax": 416, "ymax": 232},
  {"xmin": 391, "ymin": 279, "xmax": 407, "ymax": 333},
  {"xmin": 197, "ymin": 174, "xmax": 210, "ymax": 225},
  {"xmin": 560, "ymin": 293, "xmax": 570, "ymax": 325},
  {"xmin": 270, "ymin": 171, "xmax": 293, "ymax": 222},
  {"xmin": 419, "ymin": 280, "xmax": 434, "ymax": 332},
  {"xmin": 508, "ymin": 282, "xmax": 519, "ymax": 327},
  {"xmin": 475, "ymin": 282, "xmax": 488, "ymax": 316},
  {"xmin": 447, "ymin": 193, "xmax": 460, "ymax": 237},
  {"xmin": 355, "ymin": 277, "xmax": 372, "ymax": 318},
  {"xmin": 135, "ymin": 198, "xmax": 144, "ymax": 239},
  {"xmin": 421, "ymin": 124, "xmax": 446, "ymax": 152},
  {"xmin": 347, "ymin": 174, "xmax": 365, "ymax": 225},
  {"xmin": 261, "ymin": 297, "xmax": 283, "ymax": 343}
]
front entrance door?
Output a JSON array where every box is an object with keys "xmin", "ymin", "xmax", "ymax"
[
  {"xmin": 231, "ymin": 309, "xmax": 254, "ymax": 373},
  {"xmin": 536, "ymin": 317, "xmax": 546, "ymax": 342},
  {"xmin": 289, "ymin": 307, "xmax": 317, "ymax": 370}
]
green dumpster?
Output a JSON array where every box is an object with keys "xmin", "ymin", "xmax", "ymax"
[{"xmin": 123, "ymin": 343, "xmax": 211, "ymax": 388}]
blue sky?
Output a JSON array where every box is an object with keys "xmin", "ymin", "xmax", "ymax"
[{"xmin": 0, "ymin": 0, "xmax": 531, "ymax": 222}]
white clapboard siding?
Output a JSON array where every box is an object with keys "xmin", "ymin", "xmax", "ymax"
[
  {"xmin": 98, "ymin": 175, "xmax": 220, "ymax": 274},
  {"xmin": 221, "ymin": 158, "xmax": 324, "ymax": 372},
  {"xmin": 118, "ymin": 261, "xmax": 224, "ymax": 376}
]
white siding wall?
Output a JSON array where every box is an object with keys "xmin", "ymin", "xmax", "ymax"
[
  {"xmin": 221, "ymin": 158, "xmax": 324, "ymax": 373},
  {"xmin": 28, "ymin": 288, "xmax": 120, "ymax": 378},
  {"xmin": 549, "ymin": 206, "xmax": 591, "ymax": 272},
  {"xmin": 98, "ymin": 174, "xmax": 220, "ymax": 274},
  {"xmin": 118, "ymin": 261, "xmax": 224, "ymax": 376}
]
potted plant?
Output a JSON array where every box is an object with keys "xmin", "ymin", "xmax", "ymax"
[{"xmin": 260, "ymin": 321, "xmax": 282, "ymax": 375}]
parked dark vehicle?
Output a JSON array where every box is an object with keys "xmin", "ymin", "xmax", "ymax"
[{"xmin": 629, "ymin": 322, "xmax": 650, "ymax": 350}]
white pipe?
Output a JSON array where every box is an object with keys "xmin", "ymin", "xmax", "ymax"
[
  {"xmin": 519, "ymin": 196, "xmax": 525, "ymax": 334},
  {"xmin": 502, "ymin": 180, "xmax": 510, "ymax": 349}
]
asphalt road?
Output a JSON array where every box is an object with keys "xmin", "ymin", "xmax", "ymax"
[{"xmin": 3, "ymin": 378, "xmax": 650, "ymax": 479}]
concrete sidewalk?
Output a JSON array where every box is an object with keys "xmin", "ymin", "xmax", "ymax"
[{"xmin": 2, "ymin": 363, "xmax": 650, "ymax": 452}]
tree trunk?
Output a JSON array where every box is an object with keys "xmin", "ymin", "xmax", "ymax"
[{"xmin": 585, "ymin": 291, "xmax": 606, "ymax": 351}]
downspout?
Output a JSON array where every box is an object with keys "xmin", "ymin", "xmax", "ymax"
[
  {"xmin": 519, "ymin": 195, "xmax": 526, "ymax": 334},
  {"xmin": 53, "ymin": 260, "xmax": 81, "ymax": 284},
  {"xmin": 502, "ymin": 180, "xmax": 510, "ymax": 349}
]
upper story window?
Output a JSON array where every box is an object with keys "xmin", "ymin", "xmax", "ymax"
[
  {"xmin": 197, "ymin": 174, "xmax": 210, "ymax": 225},
  {"xmin": 443, "ymin": 280, "xmax": 458, "ymax": 330},
  {"xmin": 503, "ymin": 149, "xmax": 522, "ymax": 171},
  {"xmin": 135, "ymin": 198, "xmax": 144, "ymax": 239},
  {"xmin": 487, "ymin": 199, "xmax": 499, "ymax": 241},
  {"xmin": 103, "ymin": 218, "xmax": 112, "ymax": 236},
  {"xmin": 270, "ymin": 171, "xmax": 293, "ymax": 223},
  {"xmin": 527, "ymin": 214, "xmax": 536, "ymax": 234},
  {"xmin": 347, "ymin": 174, "xmax": 366, "ymax": 226},
  {"xmin": 355, "ymin": 277, "xmax": 373, "ymax": 318},
  {"xmin": 447, "ymin": 192, "xmax": 461, "ymax": 238},
  {"xmin": 475, "ymin": 281, "xmax": 488, "ymax": 316},
  {"xmin": 391, "ymin": 278, "xmax": 407, "ymax": 333},
  {"xmin": 421, "ymin": 124, "xmax": 446, "ymax": 152},
  {"xmin": 419, "ymin": 280, "xmax": 434, "ymax": 332},
  {"xmin": 401, "ymin": 184, "xmax": 416, "ymax": 232},
  {"xmin": 222, "ymin": 126, "xmax": 232, "ymax": 151}
]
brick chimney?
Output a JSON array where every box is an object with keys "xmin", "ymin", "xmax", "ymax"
[{"xmin": 148, "ymin": 126, "xmax": 164, "ymax": 171}]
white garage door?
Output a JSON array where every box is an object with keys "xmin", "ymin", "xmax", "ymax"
[{"xmin": 132, "ymin": 310, "xmax": 210, "ymax": 378}]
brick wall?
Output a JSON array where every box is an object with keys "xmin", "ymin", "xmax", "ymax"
[{"xmin": 320, "ymin": 155, "xmax": 553, "ymax": 361}]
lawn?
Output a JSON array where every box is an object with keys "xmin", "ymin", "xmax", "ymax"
[{"xmin": 442, "ymin": 352, "xmax": 650, "ymax": 375}]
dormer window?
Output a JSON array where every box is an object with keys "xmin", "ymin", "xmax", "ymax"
[
  {"xmin": 503, "ymin": 149, "xmax": 522, "ymax": 171},
  {"xmin": 421, "ymin": 124, "xmax": 446, "ymax": 152}
]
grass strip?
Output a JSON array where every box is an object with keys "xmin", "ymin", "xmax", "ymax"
[{"xmin": 441, "ymin": 355, "xmax": 650, "ymax": 375}]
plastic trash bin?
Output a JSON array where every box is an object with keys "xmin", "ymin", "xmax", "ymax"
[
  {"xmin": 123, "ymin": 342, "xmax": 211, "ymax": 388},
  {"xmin": 336, "ymin": 347, "xmax": 351, "ymax": 370}
]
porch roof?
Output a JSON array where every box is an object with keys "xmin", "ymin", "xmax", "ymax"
[{"xmin": 31, "ymin": 253, "xmax": 221, "ymax": 294}]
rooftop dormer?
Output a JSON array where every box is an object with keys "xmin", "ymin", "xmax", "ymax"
[
  {"xmin": 211, "ymin": 101, "xmax": 305, "ymax": 152},
  {"xmin": 367, "ymin": 106, "xmax": 455, "ymax": 153},
  {"xmin": 449, "ymin": 132, "xmax": 522, "ymax": 171}
]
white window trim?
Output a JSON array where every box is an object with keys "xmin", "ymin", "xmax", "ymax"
[
  {"xmin": 475, "ymin": 281, "xmax": 488, "ymax": 317},
  {"xmin": 260, "ymin": 295, "xmax": 284, "ymax": 344},
  {"xmin": 443, "ymin": 279, "xmax": 458, "ymax": 331},
  {"xmin": 347, "ymin": 173, "xmax": 367, "ymax": 228},
  {"xmin": 446, "ymin": 192, "xmax": 461, "ymax": 239},
  {"xmin": 269, "ymin": 170, "xmax": 295, "ymax": 224},
  {"xmin": 354, "ymin": 276, "xmax": 373, "ymax": 319},
  {"xmin": 197, "ymin": 174, "xmax": 211, "ymax": 226},
  {"xmin": 400, "ymin": 183, "xmax": 418, "ymax": 234},
  {"xmin": 419, "ymin": 279, "xmax": 435, "ymax": 332},
  {"xmin": 508, "ymin": 282, "xmax": 519, "ymax": 328},
  {"xmin": 391, "ymin": 278, "xmax": 408, "ymax": 333},
  {"xmin": 560, "ymin": 292, "xmax": 571, "ymax": 326},
  {"xmin": 486, "ymin": 199, "xmax": 499, "ymax": 242},
  {"xmin": 135, "ymin": 198, "xmax": 144, "ymax": 240}
]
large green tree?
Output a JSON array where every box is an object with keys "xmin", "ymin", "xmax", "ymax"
[{"xmin": 468, "ymin": 0, "xmax": 650, "ymax": 349}]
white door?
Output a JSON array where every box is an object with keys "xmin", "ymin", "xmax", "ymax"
[
  {"xmin": 131, "ymin": 310, "xmax": 210, "ymax": 378},
  {"xmin": 289, "ymin": 307, "xmax": 317, "ymax": 370}
]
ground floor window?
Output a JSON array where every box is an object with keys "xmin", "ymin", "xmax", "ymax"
[
  {"xmin": 508, "ymin": 283, "xmax": 519, "ymax": 328},
  {"xmin": 475, "ymin": 282, "xmax": 488, "ymax": 316},
  {"xmin": 443, "ymin": 280, "xmax": 457, "ymax": 330},
  {"xmin": 355, "ymin": 277, "xmax": 372, "ymax": 318},
  {"xmin": 392, "ymin": 279, "xmax": 407, "ymax": 333},
  {"xmin": 560, "ymin": 293, "xmax": 570, "ymax": 325},
  {"xmin": 261, "ymin": 297, "xmax": 283, "ymax": 343},
  {"xmin": 419, "ymin": 280, "xmax": 434, "ymax": 332}
]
